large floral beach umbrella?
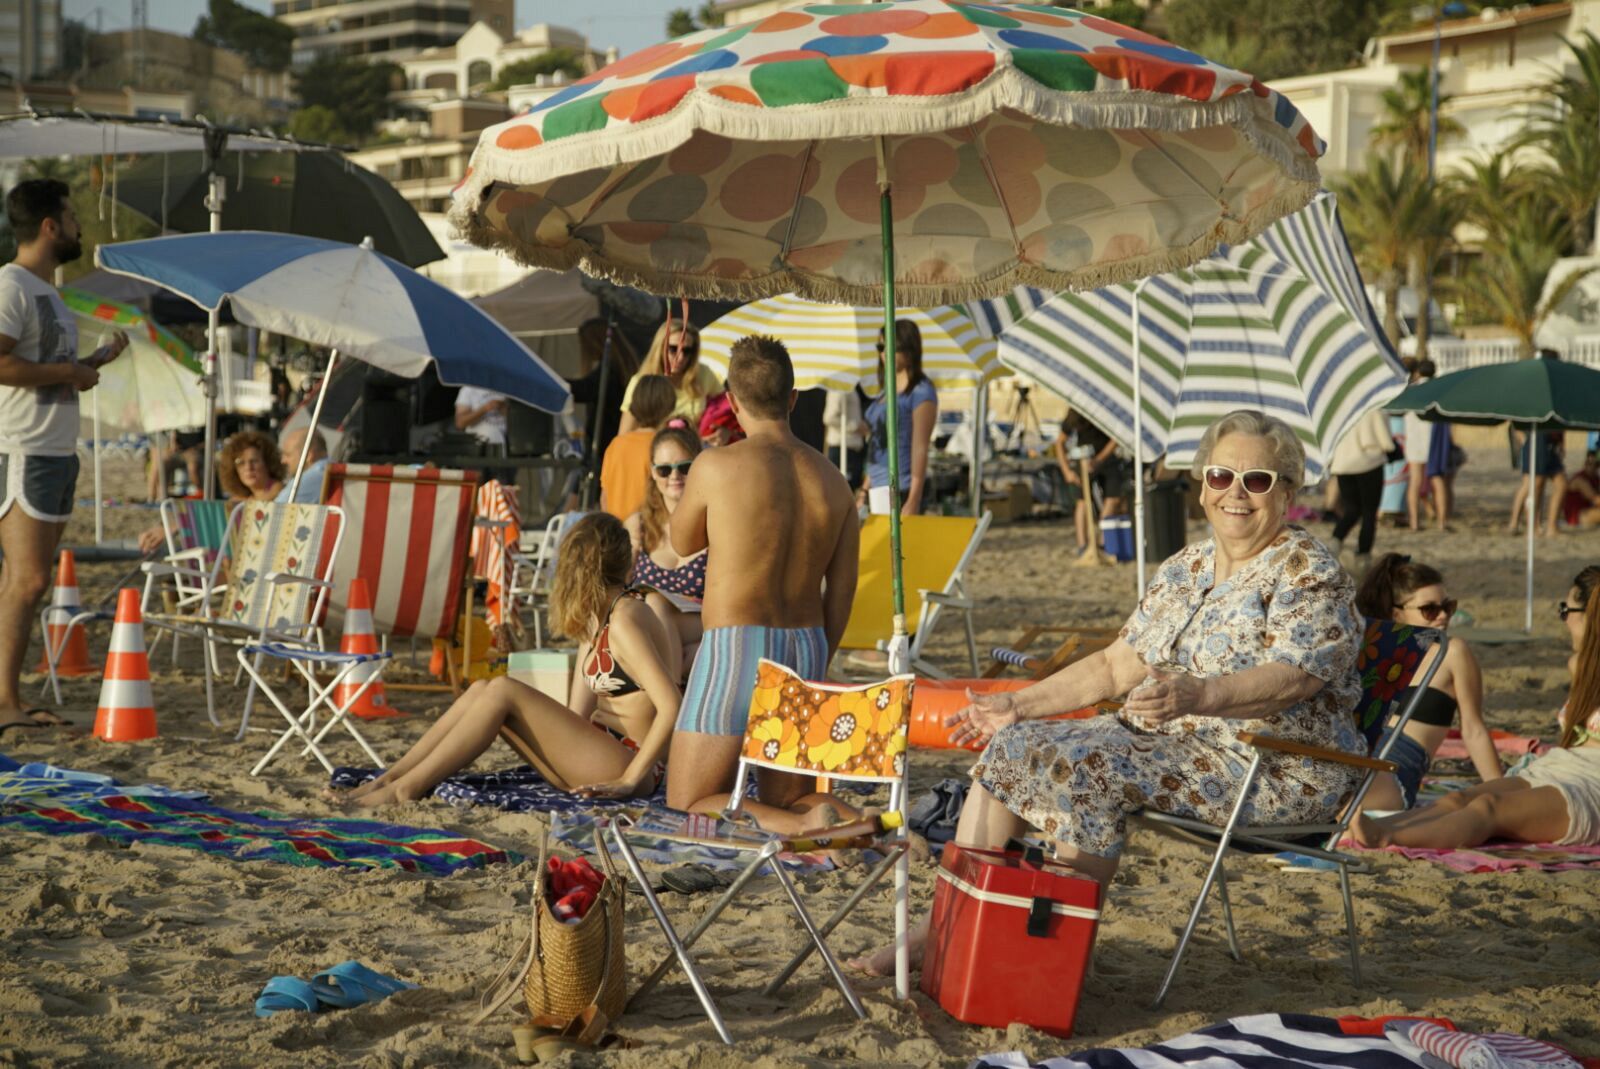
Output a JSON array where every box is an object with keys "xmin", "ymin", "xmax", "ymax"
[
  {"xmin": 450, "ymin": 6, "xmax": 1324, "ymax": 999},
  {"xmin": 698, "ymin": 295, "xmax": 1005, "ymax": 392}
]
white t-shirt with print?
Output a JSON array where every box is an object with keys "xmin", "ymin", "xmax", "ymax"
[
  {"xmin": 0, "ymin": 263, "xmax": 80, "ymax": 455},
  {"xmin": 455, "ymin": 385, "xmax": 507, "ymax": 446}
]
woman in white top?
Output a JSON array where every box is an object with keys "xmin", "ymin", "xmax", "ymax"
[{"xmin": 1328, "ymin": 407, "xmax": 1399, "ymax": 569}]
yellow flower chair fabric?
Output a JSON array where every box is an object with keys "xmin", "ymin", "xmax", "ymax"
[{"xmin": 605, "ymin": 660, "xmax": 916, "ymax": 1045}]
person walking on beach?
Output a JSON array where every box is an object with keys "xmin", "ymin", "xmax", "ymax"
[
  {"xmin": 664, "ymin": 334, "xmax": 862, "ymax": 833},
  {"xmin": 1328, "ymin": 406, "xmax": 1399, "ymax": 572},
  {"xmin": 0, "ymin": 179, "xmax": 127, "ymax": 733}
]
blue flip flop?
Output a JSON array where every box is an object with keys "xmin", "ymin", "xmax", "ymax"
[
  {"xmin": 308, "ymin": 961, "xmax": 418, "ymax": 1009},
  {"xmin": 254, "ymin": 976, "xmax": 321, "ymax": 1018}
]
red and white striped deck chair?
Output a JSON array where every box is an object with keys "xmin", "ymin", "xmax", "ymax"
[
  {"xmin": 319, "ymin": 464, "xmax": 479, "ymax": 686},
  {"xmin": 471, "ymin": 480, "xmax": 522, "ymax": 633}
]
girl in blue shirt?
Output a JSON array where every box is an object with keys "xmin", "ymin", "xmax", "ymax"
[{"xmin": 863, "ymin": 319, "xmax": 938, "ymax": 516}]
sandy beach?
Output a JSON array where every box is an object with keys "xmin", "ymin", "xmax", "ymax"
[{"xmin": 4, "ymin": 440, "xmax": 1598, "ymax": 1067}]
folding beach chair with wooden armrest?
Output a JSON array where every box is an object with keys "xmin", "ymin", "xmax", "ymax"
[
  {"xmin": 984, "ymin": 624, "xmax": 1122, "ymax": 679},
  {"xmin": 840, "ymin": 512, "xmax": 992, "ymax": 677},
  {"xmin": 605, "ymin": 660, "xmax": 917, "ymax": 1045},
  {"xmin": 1143, "ymin": 620, "xmax": 1447, "ymax": 1009},
  {"xmin": 318, "ymin": 464, "xmax": 479, "ymax": 689},
  {"xmin": 138, "ymin": 501, "xmax": 345, "ymax": 732}
]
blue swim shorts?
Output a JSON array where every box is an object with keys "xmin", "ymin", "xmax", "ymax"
[
  {"xmin": 675, "ymin": 624, "xmax": 829, "ymax": 737},
  {"xmin": 1375, "ymin": 728, "xmax": 1430, "ymax": 808}
]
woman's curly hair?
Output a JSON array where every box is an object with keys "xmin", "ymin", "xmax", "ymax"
[{"xmin": 218, "ymin": 430, "xmax": 286, "ymax": 501}]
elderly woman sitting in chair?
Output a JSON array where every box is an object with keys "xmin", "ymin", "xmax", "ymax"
[{"xmin": 854, "ymin": 409, "xmax": 1368, "ymax": 974}]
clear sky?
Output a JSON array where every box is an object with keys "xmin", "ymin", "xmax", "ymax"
[{"xmin": 62, "ymin": 0, "xmax": 684, "ymax": 63}]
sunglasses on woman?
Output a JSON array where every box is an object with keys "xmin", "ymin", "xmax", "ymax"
[
  {"xmin": 1403, "ymin": 598, "xmax": 1458, "ymax": 621},
  {"xmin": 1559, "ymin": 601, "xmax": 1586, "ymax": 621},
  {"xmin": 653, "ymin": 460, "xmax": 694, "ymax": 478},
  {"xmin": 1202, "ymin": 465, "xmax": 1281, "ymax": 495}
]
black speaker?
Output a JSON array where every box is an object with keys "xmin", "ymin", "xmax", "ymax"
[
  {"xmin": 361, "ymin": 380, "xmax": 410, "ymax": 456},
  {"xmin": 507, "ymin": 400, "xmax": 556, "ymax": 457}
]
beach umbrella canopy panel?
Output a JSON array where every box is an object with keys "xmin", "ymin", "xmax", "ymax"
[
  {"xmin": 698, "ymin": 295, "xmax": 1006, "ymax": 392},
  {"xmin": 113, "ymin": 151, "xmax": 444, "ymax": 269},
  {"xmin": 95, "ymin": 232, "xmax": 569, "ymax": 414},
  {"xmin": 449, "ymin": 0, "xmax": 1324, "ymax": 308},
  {"xmin": 998, "ymin": 193, "xmax": 1403, "ymax": 483},
  {"xmin": 64, "ymin": 288, "xmax": 205, "ymax": 436}
]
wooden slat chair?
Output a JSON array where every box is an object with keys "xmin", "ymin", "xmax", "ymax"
[
  {"xmin": 1142, "ymin": 620, "xmax": 1447, "ymax": 1008},
  {"xmin": 839, "ymin": 513, "xmax": 993, "ymax": 677},
  {"xmin": 607, "ymin": 660, "xmax": 916, "ymax": 1044},
  {"xmin": 319, "ymin": 464, "xmax": 480, "ymax": 690}
]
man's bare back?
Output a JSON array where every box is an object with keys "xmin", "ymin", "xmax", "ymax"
[{"xmin": 676, "ymin": 433, "xmax": 856, "ymax": 633}]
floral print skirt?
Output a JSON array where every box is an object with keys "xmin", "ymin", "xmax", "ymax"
[{"xmin": 971, "ymin": 715, "xmax": 1356, "ymax": 859}]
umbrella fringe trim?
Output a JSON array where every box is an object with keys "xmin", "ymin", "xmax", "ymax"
[
  {"xmin": 448, "ymin": 179, "xmax": 1318, "ymax": 307},
  {"xmin": 453, "ymin": 65, "xmax": 1319, "ymax": 196}
]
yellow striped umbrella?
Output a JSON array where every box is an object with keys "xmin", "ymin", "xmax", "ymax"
[{"xmin": 698, "ymin": 294, "xmax": 1007, "ymax": 393}]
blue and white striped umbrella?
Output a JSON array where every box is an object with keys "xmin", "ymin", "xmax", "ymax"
[
  {"xmin": 96, "ymin": 232, "xmax": 569, "ymax": 412},
  {"xmin": 962, "ymin": 286, "xmax": 1049, "ymax": 340},
  {"xmin": 998, "ymin": 193, "xmax": 1405, "ymax": 482}
]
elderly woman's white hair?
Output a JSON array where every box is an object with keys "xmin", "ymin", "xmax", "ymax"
[{"xmin": 1190, "ymin": 410, "xmax": 1306, "ymax": 487}]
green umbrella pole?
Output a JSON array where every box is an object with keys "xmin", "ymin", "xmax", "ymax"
[{"xmin": 879, "ymin": 175, "xmax": 907, "ymax": 644}]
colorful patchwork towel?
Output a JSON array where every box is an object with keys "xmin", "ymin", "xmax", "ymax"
[{"xmin": 0, "ymin": 758, "xmax": 519, "ymax": 874}]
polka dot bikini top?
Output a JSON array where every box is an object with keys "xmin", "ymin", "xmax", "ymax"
[{"xmin": 631, "ymin": 550, "xmax": 706, "ymax": 601}]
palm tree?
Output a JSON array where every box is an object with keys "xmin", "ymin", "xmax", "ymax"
[
  {"xmin": 1522, "ymin": 32, "xmax": 1600, "ymax": 255},
  {"xmin": 1371, "ymin": 68, "xmax": 1464, "ymax": 170},
  {"xmin": 1332, "ymin": 154, "xmax": 1432, "ymax": 346},
  {"xmin": 1445, "ymin": 150, "xmax": 1534, "ymax": 242},
  {"xmin": 1453, "ymin": 204, "xmax": 1597, "ymax": 360}
]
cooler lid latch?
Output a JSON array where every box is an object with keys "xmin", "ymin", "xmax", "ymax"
[{"xmin": 1027, "ymin": 896, "xmax": 1053, "ymax": 938}]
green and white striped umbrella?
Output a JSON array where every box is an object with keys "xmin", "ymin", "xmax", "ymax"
[
  {"xmin": 699, "ymin": 293, "xmax": 1006, "ymax": 393},
  {"xmin": 999, "ymin": 193, "xmax": 1404, "ymax": 482}
]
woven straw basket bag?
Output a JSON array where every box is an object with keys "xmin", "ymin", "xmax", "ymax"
[{"xmin": 474, "ymin": 831, "xmax": 626, "ymax": 1026}]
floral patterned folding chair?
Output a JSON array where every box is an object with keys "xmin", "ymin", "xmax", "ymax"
[
  {"xmin": 1143, "ymin": 618, "xmax": 1446, "ymax": 1009},
  {"xmin": 605, "ymin": 660, "xmax": 916, "ymax": 1045}
]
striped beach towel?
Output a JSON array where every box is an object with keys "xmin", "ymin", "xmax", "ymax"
[
  {"xmin": 320, "ymin": 464, "xmax": 478, "ymax": 641},
  {"xmin": 1400, "ymin": 1022, "xmax": 1580, "ymax": 1069},
  {"xmin": 471, "ymin": 480, "xmax": 521, "ymax": 629}
]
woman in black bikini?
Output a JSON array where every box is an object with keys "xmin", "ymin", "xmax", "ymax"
[
  {"xmin": 1355, "ymin": 553, "xmax": 1501, "ymax": 810},
  {"xmin": 344, "ymin": 514, "xmax": 681, "ymax": 808},
  {"xmin": 625, "ymin": 425, "xmax": 706, "ymax": 668}
]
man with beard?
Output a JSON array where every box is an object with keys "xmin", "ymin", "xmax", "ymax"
[{"xmin": 0, "ymin": 179, "xmax": 127, "ymax": 734}]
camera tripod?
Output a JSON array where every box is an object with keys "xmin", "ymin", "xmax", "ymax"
[{"xmin": 1002, "ymin": 385, "xmax": 1044, "ymax": 453}]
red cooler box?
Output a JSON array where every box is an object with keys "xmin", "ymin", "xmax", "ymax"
[{"xmin": 920, "ymin": 842, "xmax": 1101, "ymax": 1037}]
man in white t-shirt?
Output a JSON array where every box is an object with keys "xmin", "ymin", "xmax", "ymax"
[
  {"xmin": 0, "ymin": 180, "xmax": 127, "ymax": 733},
  {"xmin": 454, "ymin": 385, "xmax": 508, "ymax": 447}
]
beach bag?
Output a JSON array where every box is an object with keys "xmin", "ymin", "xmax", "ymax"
[{"xmin": 473, "ymin": 830, "xmax": 627, "ymax": 1028}]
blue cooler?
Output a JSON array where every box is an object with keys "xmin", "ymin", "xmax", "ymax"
[{"xmin": 1100, "ymin": 516, "xmax": 1134, "ymax": 561}]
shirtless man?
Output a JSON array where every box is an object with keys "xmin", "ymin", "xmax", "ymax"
[{"xmin": 665, "ymin": 334, "xmax": 860, "ymax": 833}]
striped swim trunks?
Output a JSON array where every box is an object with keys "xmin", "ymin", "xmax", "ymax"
[{"xmin": 676, "ymin": 624, "xmax": 829, "ymax": 737}]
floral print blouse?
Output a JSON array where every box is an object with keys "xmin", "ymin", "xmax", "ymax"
[{"xmin": 1118, "ymin": 525, "xmax": 1366, "ymax": 764}]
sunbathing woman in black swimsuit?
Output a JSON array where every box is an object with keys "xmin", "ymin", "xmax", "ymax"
[
  {"xmin": 1355, "ymin": 553, "xmax": 1501, "ymax": 810},
  {"xmin": 342, "ymin": 513, "xmax": 681, "ymax": 808}
]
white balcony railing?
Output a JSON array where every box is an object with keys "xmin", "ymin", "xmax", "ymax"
[{"xmin": 1402, "ymin": 335, "xmax": 1600, "ymax": 374}]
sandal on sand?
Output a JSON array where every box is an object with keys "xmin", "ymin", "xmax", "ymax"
[
  {"xmin": 0, "ymin": 709, "xmax": 76, "ymax": 735},
  {"xmin": 255, "ymin": 977, "xmax": 322, "ymax": 1017},
  {"xmin": 528, "ymin": 1007, "xmax": 629, "ymax": 1062},
  {"xmin": 660, "ymin": 864, "xmax": 734, "ymax": 895},
  {"xmin": 309, "ymin": 961, "xmax": 418, "ymax": 1008}
]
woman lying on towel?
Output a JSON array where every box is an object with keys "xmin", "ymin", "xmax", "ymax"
[
  {"xmin": 853, "ymin": 410, "xmax": 1370, "ymax": 975},
  {"xmin": 1354, "ymin": 554, "xmax": 1500, "ymax": 809},
  {"xmin": 626, "ymin": 424, "xmax": 706, "ymax": 672},
  {"xmin": 342, "ymin": 513, "xmax": 681, "ymax": 808},
  {"xmin": 1355, "ymin": 565, "xmax": 1600, "ymax": 849}
]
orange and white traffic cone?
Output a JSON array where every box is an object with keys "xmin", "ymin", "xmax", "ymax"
[
  {"xmin": 94, "ymin": 588, "xmax": 157, "ymax": 742},
  {"xmin": 37, "ymin": 549, "xmax": 93, "ymax": 676},
  {"xmin": 336, "ymin": 577, "xmax": 394, "ymax": 719}
]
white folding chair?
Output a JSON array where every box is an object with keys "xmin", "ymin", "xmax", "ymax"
[
  {"xmin": 607, "ymin": 661, "xmax": 915, "ymax": 1043},
  {"xmin": 236, "ymin": 640, "xmax": 390, "ymax": 777},
  {"xmin": 508, "ymin": 510, "xmax": 583, "ymax": 648}
]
